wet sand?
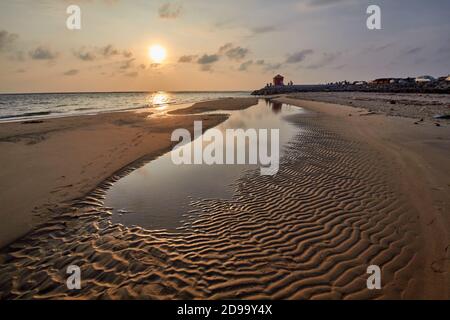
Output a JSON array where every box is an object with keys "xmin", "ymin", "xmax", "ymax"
[
  {"xmin": 277, "ymin": 97, "xmax": 450, "ymax": 299},
  {"xmin": 169, "ymin": 97, "xmax": 258, "ymax": 114},
  {"xmin": 0, "ymin": 95, "xmax": 449, "ymax": 299},
  {"xmin": 0, "ymin": 97, "xmax": 256, "ymax": 248}
]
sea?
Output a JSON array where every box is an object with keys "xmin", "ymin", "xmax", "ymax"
[{"xmin": 0, "ymin": 91, "xmax": 251, "ymax": 122}]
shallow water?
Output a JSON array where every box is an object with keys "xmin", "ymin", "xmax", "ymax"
[
  {"xmin": 0, "ymin": 91, "xmax": 250, "ymax": 122},
  {"xmin": 104, "ymin": 100, "xmax": 303, "ymax": 230}
]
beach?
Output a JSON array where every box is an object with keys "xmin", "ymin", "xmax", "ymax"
[
  {"xmin": 284, "ymin": 92, "xmax": 450, "ymax": 121},
  {"xmin": 0, "ymin": 97, "xmax": 257, "ymax": 248},
  {"xmin": 0, "ymin": 94, "xmax": 449, "ymax": 299}
]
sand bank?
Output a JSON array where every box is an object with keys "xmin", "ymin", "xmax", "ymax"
[
  {"xmin": 285, "ymin": 92, "xmax": 450, "ymax": 121},
  {"xmin": 277, "ymin": 96, "xmax": 450, "ymax": 298},
  {"xmin": 0, "ymin": 97, "xmax": 257, "ymax": 248},
  {"xmin": 169, "ymin": 97, "xmax": 258, "ymax": 114}
]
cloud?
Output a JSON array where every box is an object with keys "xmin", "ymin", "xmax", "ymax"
[
  {"xmin": 218, "ymin": 43, "xmax": 233, "ymax": 53},
  {"xmin": 219, "ymin": 43, "xmax": 249, "ymax": 61},
  {"xmin": 239, "ymin": 60, "xmax": 253, "ymax": 71},
  {"xmin": 63, "ymin": 69, "xmax": 79, "ymax": 76},
  {"xmin": 307, "ymin": 0, "xmax": 352, "ymax": 7},
  {"xmin": 29, "ymin": 46, "xmax": 58, "ymax": 60},
  {"xmin": 362, "ymin": 42, "xmax": 395, "ymax": 54},
  {"xmin": 306, "ymin": 52, "xmax": 341, "ymax": 69},
  {"xmin": 0, "ymin": 30, "xmax": 25, "ymax": 61},
  {"xmin": 286, "ymin": 49, "xmax": 314, "ymax": 64},
  {"xmin": 296, "ymin": 0, "xmax": 354, "ymax": 12},
  {"xmin": 250, "ymin": 25, "xmax": 277, "ymax": 35},
  {"xmin": 100, "ymin": 44, "xmax": 120, "ymax": 57},
  {"xmin": 125, "ymin": 71, "xmax": 138, "ymax": 77},
  {"xmin": 390, "ymin": 47, "xmax": 425, "ymax": 66},
  {"xmin": 119, "ymin": 58, "xmax": 135, "ymax": 70},
  {"xmin": 0, "ymin": 30, "xmax": 19, "ymax": 52},
  {"xmin": 73, "ymin": 49, "xmax": 96, "ymax": 61},
  {"xmin": 179, "ymin": 43, "xmax": 250, "ymax": 73},
  {"xmin": 372, "ymin": 43, "xmax": 394, "ymax": 52},
  {"xmin": 122, "ymin": 50, "xmax": 133, "ymax": 58},
  {"xmin": 159, "ymin": 3, "xmax": 182, "ymax": 19},
  {"xmin": 333, "ymin": 64, "xmax": 347, "ymax": 70},
  {"xmin": 263, "ymin": 62, "xmax": 283, "ymax": 72},
  {"xmin": 180, "ymin": 43, "xmax": 249, "ymax": 71},
  {"xmin": 73, "ymin": 45, "xmax": 132, "ymax": 61},
  {"xmin": 239, "ymin": 59, "xmax": 268, "ymax": 71},
  {"xmin": 404, "ymin": 47, "xmax": 422, "ymax": 56},
  {"xmin": 197, "ymin": 54, "xmax": 220, "ymax": 64},
  {"xmin": 200, "ymin": 64, "xmax": 213, "ymax": 72},
  {"xmin": 196, "ymin": 54, "xmax": 219, "ymax": 72},
  {"xmin": 214, "ymin": 18, "xmax": 235, "ymax": 29},
  {"xmin": 226, "ymin": 47, "xmax": 249, "ymax": 61},
  {"xmin": 178, "ymin": 55, "xmax": 197, "ymax": 63}
]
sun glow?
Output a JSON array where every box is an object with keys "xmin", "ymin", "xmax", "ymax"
[
  {"xmin": 149, "ymin": 45, "xmax": 167, "ymax": 64},
  {"xmin": 152, "ymin": 92, "xmax": 170, "ymax": 110}
]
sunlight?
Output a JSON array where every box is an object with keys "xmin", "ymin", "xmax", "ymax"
[
  {"xmin": 148, "ymin": 45, "xmax": 167, "ymax": 64},
  {"xmin": 151, "ymin": 92, "xmax": 170, "ymax": 110}
]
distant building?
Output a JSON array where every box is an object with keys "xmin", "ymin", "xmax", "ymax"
[
  {"xmin": 415, "ymin": 75, "xmax": 435, "ymax": 83},
  {"xmin": 389, "ymin": 79, "xmax": 401, "ymax": 84},
  {"xmin": 273, "ymin": 74, "xmax": 284, "ymax": 86},
  {"xmin": 371, "ymin": 78, "xmax": 393, "ymax": 85},
  {"xmin": 401, "ymin": 77, "xmax": 416, "ymax": 84}
]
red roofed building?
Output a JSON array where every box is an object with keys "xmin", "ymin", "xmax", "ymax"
[{"xmin": 273, "ymin": 74, "xmax": 284, "ymax": 86}]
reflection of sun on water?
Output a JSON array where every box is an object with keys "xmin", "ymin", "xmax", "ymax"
[{"xmin": 151, "ymin": 92, "xmax": 170, "ymax": 110}]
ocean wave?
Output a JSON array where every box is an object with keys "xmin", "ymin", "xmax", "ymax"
[
  {"xmin": 0, "ymin": 92, "xmax": 251, "ymax": 121},
  {"xmin": 74, "ymin": 107, "xmax": 95, "ymax": 111},
  {"xmin": 0, "ymin": 111, "xmax": 56, "ymax": 120}
]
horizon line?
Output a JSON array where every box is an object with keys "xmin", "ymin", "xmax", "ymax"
[{"xmin": 0, "ymin": 90, "xmax": 253, "ymax": 96}]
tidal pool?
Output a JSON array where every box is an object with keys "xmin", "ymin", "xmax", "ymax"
[{"xmin": 104, "ymin": 99, "xmax": 303, "ymax": 230}]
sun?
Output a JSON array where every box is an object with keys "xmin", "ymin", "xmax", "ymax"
[{"xmin": 149, "ymin": 45, "xmax": 167, "ymax": 64}]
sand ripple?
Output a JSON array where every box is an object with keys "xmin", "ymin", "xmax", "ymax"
[{"xmin": 0, "ymin": 112, "xmax": 422, "ymax": 299}]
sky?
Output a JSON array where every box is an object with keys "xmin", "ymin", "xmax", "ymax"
[{"xmin": 0, "ymin": 0, "xmax": 449, "ymax": 93}]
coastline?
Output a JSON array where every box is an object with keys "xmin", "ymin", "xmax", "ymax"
[
  {"xmin": 168, "ymin": 98, "xmax": 258, "ymax": 114},
  {"xmin": 0, "ymin": 94, "xmax": 448, "ymax": 299},
  {"xmin": 0, "ymin": 97, "xmax": 257, "ymax": 248},
  {"xmin": 283, "ymin": 92, "xmax": 450, "ymax": 122},
  {"xmin": 276, "ymin": 96, "xmax": 450, "ymax": 298},
  {"xmin": 0, "ymin": 91, "xmax": 253, "ymax": 124}
]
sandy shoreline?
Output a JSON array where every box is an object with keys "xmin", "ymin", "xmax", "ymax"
[
  {"xmin": 0, "ymin": 97, "xmax": 257, "ymax": 248},
  {"xmin": 168, "ymin": 97, "xmax": 259, "ymax": 114},
  {"xmin": 285, "ymin": 92, "xmax": 450, "ymax": 122},
  {"xmin": 0, "ymin": 94, "xmax": 448, "ymax": 299},
  {"xmin": 277, "ymin": 97, "xmax": 450, "ymax": 298}
]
